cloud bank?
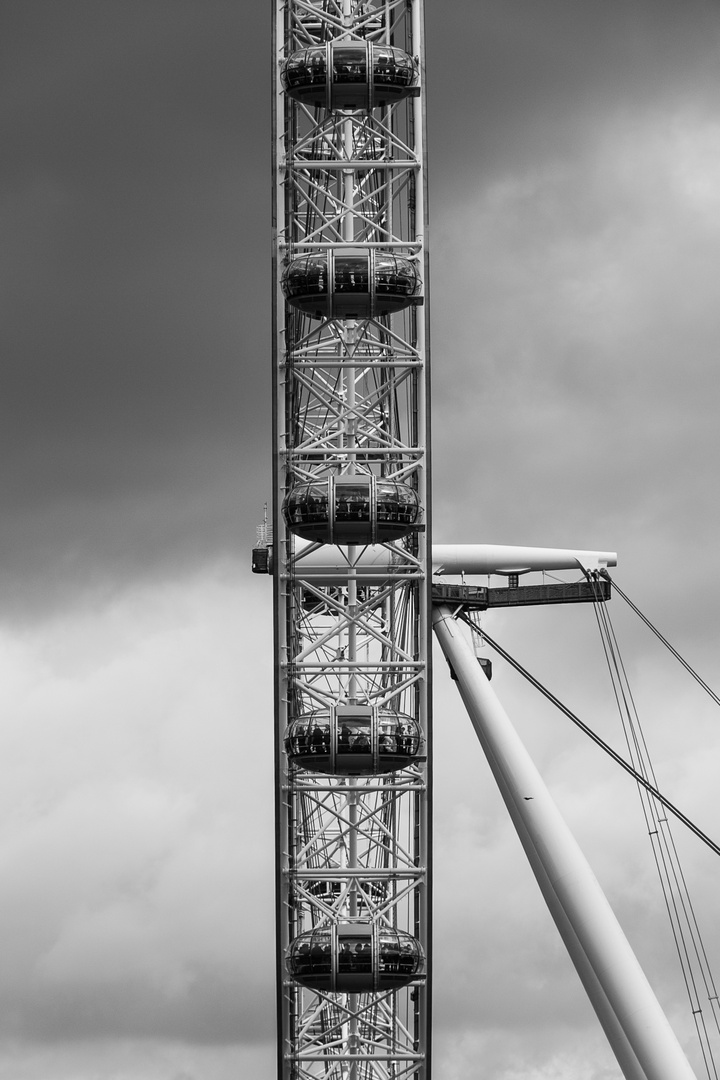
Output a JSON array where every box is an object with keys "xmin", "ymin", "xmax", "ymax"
[{"xmin": 3, "ymin": 1, "xmax": 720, "ymax": 1077}]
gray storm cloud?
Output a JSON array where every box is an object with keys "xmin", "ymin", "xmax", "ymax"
[{"xmin": 2, "ymin": 2, "xmax": 720, "ymax": 1079}]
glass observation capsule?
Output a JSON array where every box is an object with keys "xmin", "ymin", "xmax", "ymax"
[
  {"xmin": 282, "ymin": 42, "xmax": 419, "ymax": 112},
  {"xmin": 287, "ymin": 921, "xmax": 425, "ymax": 993},
  {"xmin": 282, "ymin": 251, "xmax": 421, "ymax": 320},
  {"xmin": 285, "ymin": 705, "xmax": 423, "ymax": 776},
  {"xmin": 283, "ymin": 475, "xmax": 421, "ymax": 545}
]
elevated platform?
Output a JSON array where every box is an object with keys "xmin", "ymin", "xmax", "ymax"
[{"xmin": 431, "ymin": 579, "xmax": 611, "ymax": 610}]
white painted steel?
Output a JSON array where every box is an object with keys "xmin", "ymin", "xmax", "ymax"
[
  {"xmin": 432, "ymin": 607, "xmax": 697, "ymax": 1080},
  {"xmin": 499, "ymin": 781, "xmax": 651, "ymax": 1080},
  {"xmin": 293, "ymin": 540, "xmax": 616, "ymax": 584},
  {"xmin": 432, "ymin": 544, "xmax": 617, "ymax": 576},
  {"xmin": 272, "ymin": 3, "xmax": 430, "ymax": 1078}
]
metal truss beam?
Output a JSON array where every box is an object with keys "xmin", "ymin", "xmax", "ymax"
[{"xmin": 273, "ymin": 3, "xmax": 431, "ymax": 1078}]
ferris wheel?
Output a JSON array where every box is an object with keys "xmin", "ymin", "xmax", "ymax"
[
  {"xmin": 266, "ymin": 2, "xmax": 431, "ymax": 1077},
  {"xmin": 256, "ymin": 3, "xmax": 709, "ymax": 1079}
]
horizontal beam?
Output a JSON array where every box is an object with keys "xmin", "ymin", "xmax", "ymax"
[
  {"xmin": 432, "ymin": 543, "xmax": 617, "ymax": 575},
  {"xmin": 259, "ymin": 542, "xmax": 617, "ymax": 583},
  {"xmin": 284, "ymin": 160, "xmax": 420, "ymax": 170},
  {"xmin": 431, "ymin": 579, "xmax": 611, "ymax": 610},
  {"xmin": 288, "ymin": 868, "xmax": 424, "ymax": 878}
]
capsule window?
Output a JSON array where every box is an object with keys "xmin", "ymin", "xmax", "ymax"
[
  {"xmin": 288, "ymin": 720, "xmax": 331, "ymax": 757},
  {"xmin": 372, "ymin": 48, "xmax": 394, "ymax": 84},
  {"xmin": 377, "ymin": 481, "xmax": 417, "ymax": 524},
  {"xmin": 304, "ymin": 483, "xmax": 328, "ymax": 525},
  {"xmin": 285, "ymin": 707, "xmax": 423, "ymax": 776},
  {"xmin": 284, "ymin": 256, "xmax": 327, "ymax": 301},
  {"xmin": 337, "ymin": 935, "xmax": 372, "ymax": 975},
  {"xmin": 284, "ymin": 47, "xmax": 326, "ymax": 89},
  {"xmin": 288, "ymin": 930, "xmax": 332, "ymax": 980},
  {"xmin": 334, "ymin": 482, "xmax": 371, "ymax": 525},
  {"xmin": 283, "ymin": 251, "xmax": 420, "ymax": 319},
  {"xmin": 375, "ymin": 255, "xmax": 417, "ymax": 296},
  {"xmin": 283, "ymin": 475, "xmax": 420, "ymax": 544},
  {"xmin": 287, "ymin": 922, "xmax": 424, "ymax": 992},
  {"xmin": 337, "ymin": 715, "xmax": 371, "ymax": 755},
  {"xmin": 332, "ymin": 47, "xmax": 366, "ymax": 85},
  {"xmin": 282, "ymin": 43, "xmax": 418, "ymax": 111},
  {"xmin": 334, "ymin": 256, "xmax": 370, "ymax": 294},
  {"xmin": 378, "ymin": 929, "xmax": 422, "ymax": 977}
]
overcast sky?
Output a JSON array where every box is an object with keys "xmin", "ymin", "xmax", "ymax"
[{"xmin": 3, "ymin": 2, "xmax": 720, "ymax": 1078}]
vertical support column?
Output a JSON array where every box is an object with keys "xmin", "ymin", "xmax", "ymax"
[
  {"xmin": 412, "ymin": 4, "xmax": 432, "ymax": 1064},
  {"xmin": 272, "ymin": 4, "xmax": 431, "ymax": 1079},
  {"xmin": 432, "ymin": 606, "xmax": 697, "ymax": 1080}
]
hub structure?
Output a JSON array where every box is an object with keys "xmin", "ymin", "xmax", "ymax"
[{"xmin": 269, "ymin": 3, "xmax": 432, "ymax": 1079}]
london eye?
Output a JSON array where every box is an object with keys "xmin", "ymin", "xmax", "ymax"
[{"xmin": 255, "ymin": 4, "xmax": 720, "ymax": 1079}]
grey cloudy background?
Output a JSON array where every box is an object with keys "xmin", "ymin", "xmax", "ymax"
[{"xmin": 3, "ymin": 1, "xmax": 720, "ymax": 1078}]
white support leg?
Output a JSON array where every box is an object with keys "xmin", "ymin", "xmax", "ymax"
[
  {"xmin": 432, "ymin": 605, "xmax": 697, "ymax": 1080},
  {"xmin": 505, "ymin": 782, "xmax": 651, "ymax": 1080}
]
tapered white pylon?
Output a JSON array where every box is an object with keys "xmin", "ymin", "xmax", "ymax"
[{"xmin": 432, "ymin": 605, "xmax": 697, "ymax": 1080}]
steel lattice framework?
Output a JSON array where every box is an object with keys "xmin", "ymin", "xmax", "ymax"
[{"xmin": 271, "ymin": 2, "xmax": 431, "ymax": 1078}]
